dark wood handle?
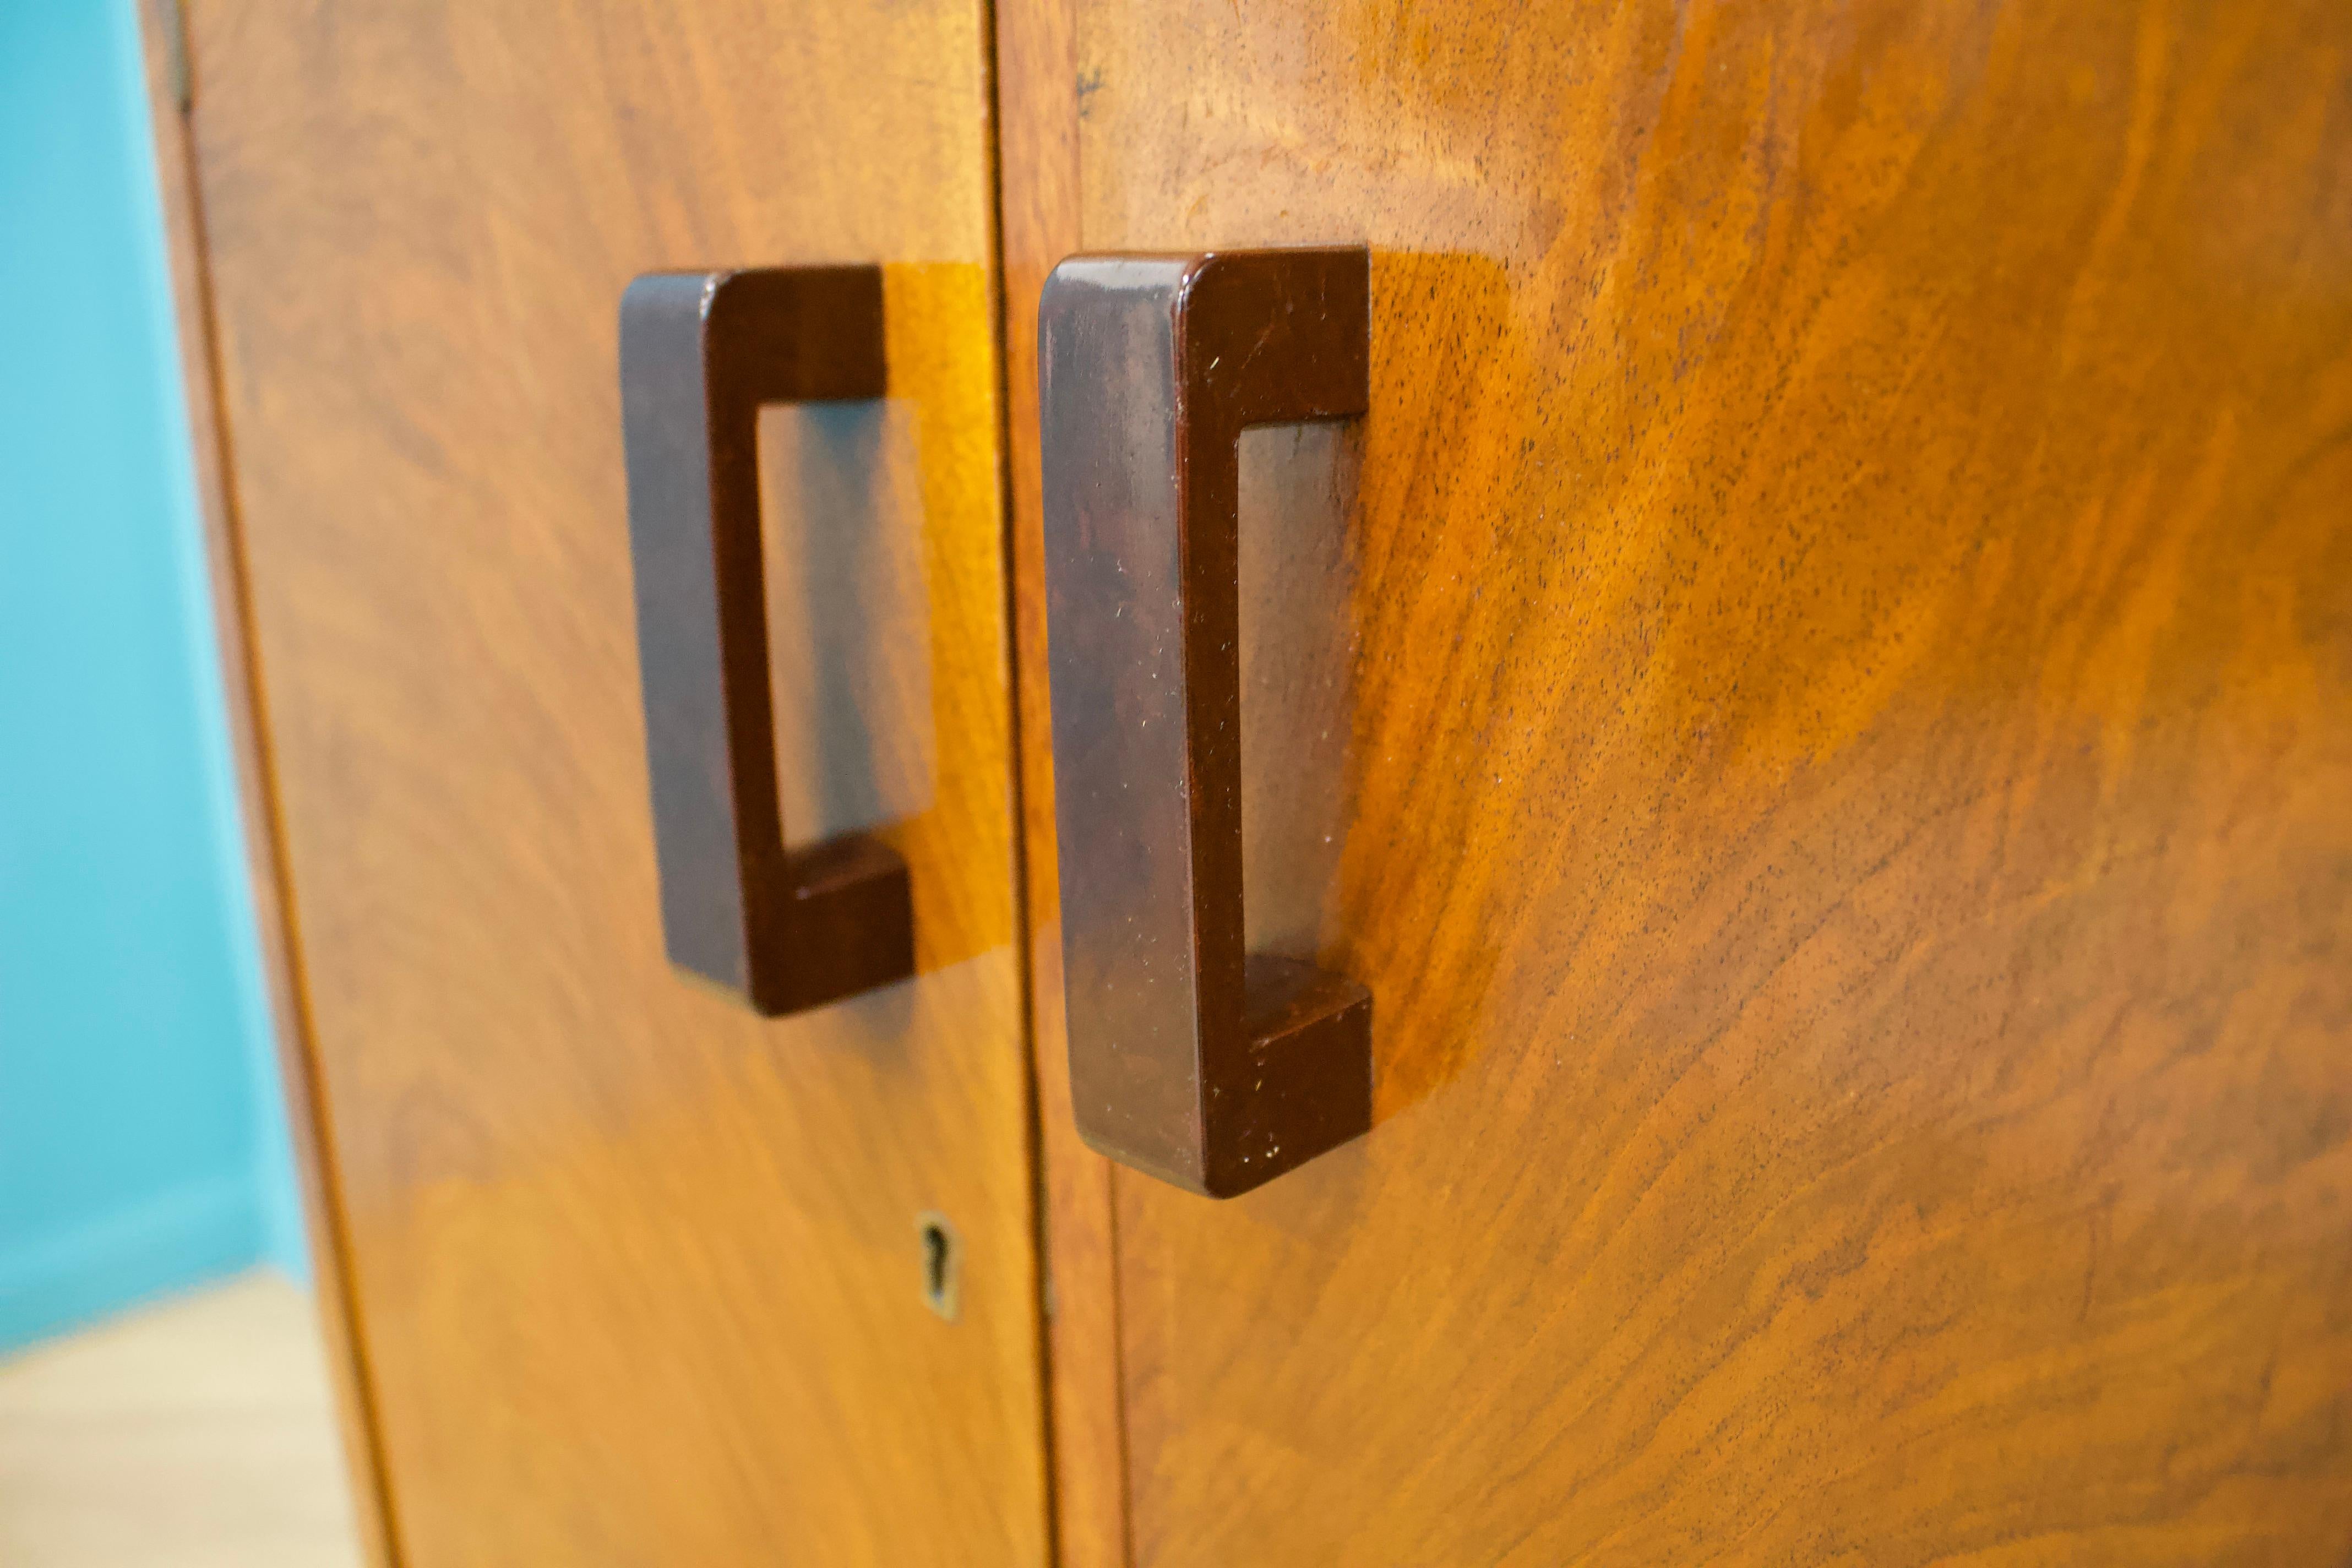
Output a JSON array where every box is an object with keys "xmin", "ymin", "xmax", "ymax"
[
  {"xmin": 1040, "ymin": 247, "xmax": 1373, "ymax": 1197},
  {"xmin": 619, "ymin": 266, "xmax": 913, "ymax": 1016}
]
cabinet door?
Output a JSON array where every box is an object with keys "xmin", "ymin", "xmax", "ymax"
[
  {"xmin": 181, "ymin": 2, "xmax": 1043, "ymax": 1561},
  {"xmin": 1001, "ymin": 0, "xmax": 2352, "ymax": 1562}
]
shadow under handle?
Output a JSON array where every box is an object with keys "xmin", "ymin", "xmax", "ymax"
[
  {"xmin": 619, "ymin": 265, "xmax": 913, "ymax": 1017},
  {"xmin": 1039, "ymin": 246, "xmax": 1373, "ymax": 1198}
]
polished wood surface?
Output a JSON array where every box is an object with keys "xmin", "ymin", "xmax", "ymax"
[
  {"xmin": 999, "ymin": 0, "xmax": 2352, "ymax": 1559},
  {"xmin": 183, "ymin": 2, "xmax": 1044, "ymax": 1561},
  {"xmin": 992, "ymin": 0, "xmax": 1133, "ymax": 1559}
]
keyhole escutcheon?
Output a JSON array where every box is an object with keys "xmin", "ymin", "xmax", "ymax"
[{"xmin": 917, "ymin": 1211, "xmax": 959, "ymax": 1321}]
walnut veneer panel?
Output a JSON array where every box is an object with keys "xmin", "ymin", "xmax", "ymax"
[
  {"xmin": 184, "ymin": 3, "xmax": 1045, "ymax": 1560},
  {"xmin": 999, "ymin": 0, "xmax": 2352, "ymax": 1560}
]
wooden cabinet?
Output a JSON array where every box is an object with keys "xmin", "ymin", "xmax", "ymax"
[
  {"xmin": 154, "ymin": 0, "xmax": 2351, "ymax": 1561},
  {"xmin": 155, "ymin": 2, "xmax": 1043, "ymax": 1562},
  {"xmin": 999, "ymin": 0, "xmax": 2352, "ymax": 1563}
]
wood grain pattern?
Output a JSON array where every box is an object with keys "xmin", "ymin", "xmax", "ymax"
[
  {"xmin": 182, "ymin": 3, "xmax": 1044, "ymax": 1561},
  {"xmin": 133, "ymin": 5, "xmax": 398, "ymax": 1560},
  {"xmin": 992, "ymin": 0, "xmax": 1135, "ymax": 1559},
  {"xmin": 998, "ymin": 0, "xmax": 2352, "ymax": 1559}
]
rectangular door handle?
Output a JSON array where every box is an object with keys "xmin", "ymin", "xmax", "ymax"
[
  {"xmin": 620, "ymin": 266, "xmax": 914, "ymax": 1016},
  {"xmin": 1040, "ymin": 247, "xmax": 1374, "ymax": 1197}
]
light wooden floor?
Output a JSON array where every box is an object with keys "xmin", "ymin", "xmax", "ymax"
[{"xmin": 0, "ymin": 1272, "xmax": 364, "ymax": 1567}]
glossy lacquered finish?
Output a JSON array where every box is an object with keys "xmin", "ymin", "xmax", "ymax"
[
  {"xmin": 179, "ymin": 0, "xmax": 1047, "ymax": 1560},
  {"xmin": 620, "ymin": 266, "xmax": 913, "ymax": 1016},
  {"xmin": 1041, "ymin": 248, "xmax": 1373, "ymax": 1197},
  {"xmin": 999, "ymin": 0, "xmax": 2352, "ymax": 1561}
]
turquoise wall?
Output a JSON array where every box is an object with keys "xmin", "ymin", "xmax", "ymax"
[{"xmin": 0, "ymin": 0, "xmax": 305, "ymax": 1354}]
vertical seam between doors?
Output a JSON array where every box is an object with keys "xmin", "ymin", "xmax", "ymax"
[{"xmin": 975, "ymin": 0, "xmax": 1066, "ymax": 1560}]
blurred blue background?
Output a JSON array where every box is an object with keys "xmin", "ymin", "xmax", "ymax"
[{"xmin": 1, "ymin": 0, "xmax": 306, "ymax": 1354}]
